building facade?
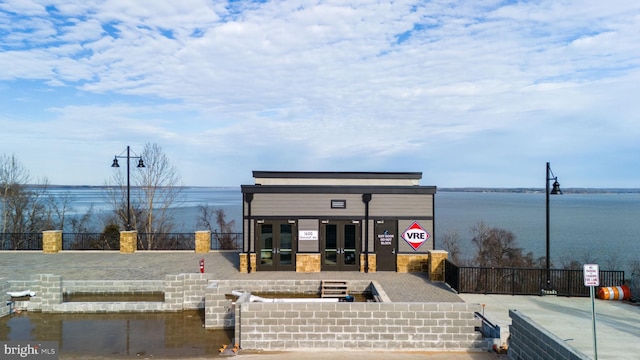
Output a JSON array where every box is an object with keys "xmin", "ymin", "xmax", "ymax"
[{"xmin": 239, "ymin": 171, "xmax": 437, "ymax": 273}]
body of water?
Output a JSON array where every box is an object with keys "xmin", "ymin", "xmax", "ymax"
[{"xmin": 49, "ymin": 187, "xmax": 640, "ymax": 273}]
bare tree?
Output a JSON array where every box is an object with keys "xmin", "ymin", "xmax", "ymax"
[
  {"xmin": 196, "ymin": 205, "xmax": 237, "ymax": 249},
  {"xmin": 44, "ymin": 189, "xmax": 74, "ymax": 230},
  {"xmin": 440, "ymin": 230, "xmax": 464, "ymax": 265},
  {"xmin": 470, "ymin": 221, "xmax": 538, "ymax": 268},
  {"xmin": 106, "ymin": 143, "xmax": 182, "ymax": 249},
  {"xmin": 134, "ymin": 143, "xmax": 183, "ymax": 249},
  {"xmin": 0, "ymin": 154, "xmax": 56, "ymax": 248},
  {"xmin": 0, "ymin": 154, "xmax": 30, "ymax": 234}
]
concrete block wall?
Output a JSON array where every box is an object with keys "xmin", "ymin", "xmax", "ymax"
[
  {"xmin": 181, "ymin": 273, "xmax": 210, "ymax": 309},
  {"xmin": 51, "ymin": 301, "xmax": 166, "ymax": 312},
  {"xmin": 205, "ymin": 281, "xmax": 234, "ymax": 329},
  {"xmin": 36, "ymin": 274, "xmax": 62, "ymax": 312},
  {"xmin": 238, "ymin": 301, "xmax": 483, "ymax": 351},
  {"xmin": 1, "ymin": 278, "xmax": 10, "ymax": 317},
  {"xmin": 63, "ymin": 280, "xmax": 164, "ymax": 294},
  {"xmin": 164, "ymin": 274, "xmax": 187, "ymax": 311},
  {"xmin": 204, "ymin": 279, "xmax": 386, "ymax": 330},
  {"xmin": 6, "ymin": 273, "xmax": 211, "ymax": 313},
  {"xmin": 508, "ymin": 310, "xmax": 591, "ymax": 360}
]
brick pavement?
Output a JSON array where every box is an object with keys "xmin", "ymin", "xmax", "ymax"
[{"xmin": 0, "ymin": 251, "xmax": 462, "ymax": 302}]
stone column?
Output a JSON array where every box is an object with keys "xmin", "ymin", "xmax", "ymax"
[
  {"xmin": 42, "ymin": 230, "xmax": 62, "ymax": 254},
  {"xmin": 239, "ymin": 253, "xmax": 257, "ymax": 273},
  {"xmin": 360, "ymin": 254, "xmax": 377, "ymax": 273},
  {"xmin": 119, "ymin": 230, "xmax": 138, "ymax": 253},
  {"xmin": 195, "ymin": 230, "xmax": 211, "ymax": 253},
  {"xmin": 428, "ymin": 250, "xmax": 449, "ymax": 281}
]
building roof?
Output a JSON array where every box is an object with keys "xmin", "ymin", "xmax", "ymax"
[
  {"xmin": 251, "ymin": 171, "xmax": 425, "ymax": 187},
  {"xmin": 252, "ymin": 171, "xmax": 422, "ymax": 180}
]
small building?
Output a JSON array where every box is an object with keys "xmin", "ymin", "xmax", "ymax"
[{"xmin": 239, "ymin": 171, "xmax": 438, "ymax": 273}]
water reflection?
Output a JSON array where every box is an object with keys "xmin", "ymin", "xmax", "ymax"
[{"xmin": 1, "ymin": 310, "xmax": 232, "ymax": 357}]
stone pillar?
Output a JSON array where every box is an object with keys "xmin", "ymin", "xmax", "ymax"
[
  {"xmin": 296, "ymin": 253, "xmax": 321, "ymax": 272},
  {"xmin": 119, "ymin": 230, "xmax": 137, "ymax": 253},
  {"xmin": 42, "ymin": 230, "xmax": 62, "ymax": 254},
  {"xmin": 195, "ymin": 230, "xmax": 211, "ymax": 253},
  {"xmin": 360, "ymin": 254, "xmax": 377, "ymax": 273},
  {"xmin": 239, "ymin": 253, "xmax": 257, "ymax": 273},
  {"xmin": 428, "ymin": 250, "xmax": 449, "ymax": 281}
]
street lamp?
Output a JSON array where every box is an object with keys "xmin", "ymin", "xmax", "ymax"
[
  {"xmin": 111, "ymin": 146, "xmax": 145, "ymax": 230},
  {"xmin": 545, "ymin": 161, "xmax": 562, "ymax": 291}
]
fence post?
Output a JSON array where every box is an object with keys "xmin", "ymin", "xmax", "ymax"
[
  {"xmin": 427, "ymin": 250, "xmax": 448, "ymax": 281},
  {"xmin": 195, "ymin": 230, "xmax": 211, "ymax": 253},
  {"xmin": 42, "ymin": 230, "xmax": 62, "ymax": 254},
  {"xmin": 120, "ymin": 230, "xmax": 137, "ymax": 253}
]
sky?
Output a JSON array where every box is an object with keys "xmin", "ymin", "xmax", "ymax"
[{"xmin": 1, "ymin": 0, "xmax": 639, "ymax": 188}]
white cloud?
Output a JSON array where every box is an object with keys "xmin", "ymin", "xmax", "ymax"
[{"xmin": 0, "ymin": 0, "xmax": 639, "ymax": 187}]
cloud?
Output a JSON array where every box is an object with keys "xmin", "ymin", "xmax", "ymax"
[{"xmin": 0, "ymin": 0, "xmax": 639, "ymax": 187}]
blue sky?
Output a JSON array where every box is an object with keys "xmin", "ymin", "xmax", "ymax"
[{"xmin": 1, "ymin": 0, "xmax": 639, "ymax": 187}]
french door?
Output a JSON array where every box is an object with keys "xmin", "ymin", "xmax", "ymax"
[
  {"xmin": 256, "ymin": 221, "xmax": 296, "ymax": 271},
  {"xmin": 322, "ymin": 220, "xmax": 360, "ymax": 271}
]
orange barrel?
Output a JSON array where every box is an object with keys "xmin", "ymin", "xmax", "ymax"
[{"xmin": 597, "ymin": 285, "xmax": 631, "ymax": 300}]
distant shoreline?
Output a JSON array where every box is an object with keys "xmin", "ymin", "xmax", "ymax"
[
  {"xmin": 27, "ymin": 185, "xmax": 640, "ymax": 194},
  {"xmin": 438, "ymin": 187, "xmax": 640, "ymax": 194}
]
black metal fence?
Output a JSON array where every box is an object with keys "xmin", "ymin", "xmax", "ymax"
[
  {"xmin": 0, "ymin": 233, "xmax": 43, "ymax": 250},
  {"xmin": 3, "ymin": 232, "xmax": 242, "ymax": 251},
  {"xmin": 64, "ymin": 233, "xmax": 120, "ymax": 250},
  {"xmin": 445, "ymin": 259, "xmax": 625, "ymax": 297}
]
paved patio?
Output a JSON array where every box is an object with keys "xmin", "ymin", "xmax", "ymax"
[{"xmin": 0, "ymin": 251, "xmax": 462, "ymax": 302}]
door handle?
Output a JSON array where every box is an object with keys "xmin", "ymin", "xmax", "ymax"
[{"xmin": 392, "ymin": 248, "xmax": 396, "ymax": 254}]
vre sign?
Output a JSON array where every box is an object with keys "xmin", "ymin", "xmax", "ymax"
[{"xmin": 401, "ymin": 221, "xmax": 430, "ymax": 251}]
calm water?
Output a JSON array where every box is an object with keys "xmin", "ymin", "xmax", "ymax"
[
  {"xmin": 51, "ymin": 187, "xmax": 640, "ymax": 273},
  {"xmin": 0, "ymin": 311, "xmax": 232, "ymax": 357},
  {"xmin": 437, "ymin": 191, "xmax": 640, "ymax": 273}
]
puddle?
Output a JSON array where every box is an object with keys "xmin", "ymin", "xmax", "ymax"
[
  {"xmin": 63, "ymin": 292, "xmax": 165, "ymax": 302},
  {"xmin": 0, "ymin": 310, "xmax": 232, "ymax": 358}
]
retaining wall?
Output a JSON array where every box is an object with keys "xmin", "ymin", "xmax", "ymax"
[
  {"xmin": 237, "ymin": 301, "xmax": 482, "ymax": 351},
  {"xmin": 2, "ymin": 276, "xmax": 483, "ymax": 353},
  {"xmin": 203, "ymin": 279, "xmax": 389, "ymax": 330},
  {"xmin": 0, "ymin": 278, "xmax": 10, "ymax": 317},
  {"xmin": 509, "ymin": 309, "xmax": 591, "ymax": 360},
  {"xmin": 5, "ymin": 273, "xmax": 210, "ymax": 313}
]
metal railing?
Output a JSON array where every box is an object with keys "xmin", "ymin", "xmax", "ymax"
[
  {"xmin": 0, "ymin": 233, "xmax": 43, "ymax": 250},
  {"xmin": 445, "ymin": 259, "xmax": 625, "ymax": 297},
  {"xmin": 211, "ymin": 232, "xmax": 242, "ymax": 250},
  {"xmin": 2, "ymin": 232, "xmax": 242, "ymax": 251},
  {"xmin": 63, "ymin": 233, "xmax": 120, "ymax": 250}
]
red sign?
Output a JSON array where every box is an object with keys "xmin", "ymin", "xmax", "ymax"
[{"xmin": 401, "ymin": 221, "xmax": 430, "ymax": 251}]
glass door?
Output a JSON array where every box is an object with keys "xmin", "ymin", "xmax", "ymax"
[
  {"xmin": 322, "ymin": 221, "xmax": 360, "ymax": 271},
  {"xmin": 278, "ymin": 223, "xmax": 294, "ymax": 270},
  {"xmin": 256, "ymin": 221, "xmax": 296, "ymax": 271}
]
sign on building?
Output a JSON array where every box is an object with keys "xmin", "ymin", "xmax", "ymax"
[{"xmin": 401, "ymin": 221, "xmax": 430, "ymax": 251}]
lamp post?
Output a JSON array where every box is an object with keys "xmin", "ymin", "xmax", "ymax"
[
  {"xmin": 546, "ymin": 161, "xmax": 562, "ymax": 291},
  {"xmin": 111, "ymin": 146, "xmax": 145, "ymax": 231}
]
